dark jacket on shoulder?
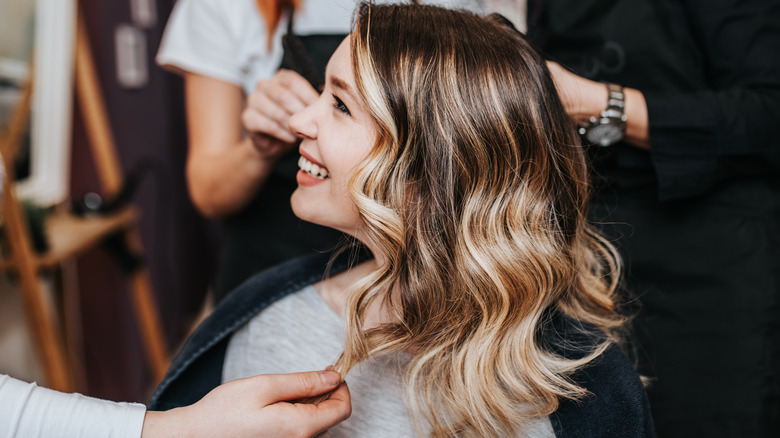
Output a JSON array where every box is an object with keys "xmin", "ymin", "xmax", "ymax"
[{"xmin": 148, "ymin": 251, "xmax": 656, "ymax": 437}]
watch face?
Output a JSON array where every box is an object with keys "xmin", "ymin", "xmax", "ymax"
[{"xmin": 585, "ymin": 123, "xmax": 624, "ymax": 147}]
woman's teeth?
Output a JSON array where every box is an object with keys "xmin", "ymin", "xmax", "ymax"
[{"xmin": 298, "ymin": 156, "xmax": 330, "ymax": 179}]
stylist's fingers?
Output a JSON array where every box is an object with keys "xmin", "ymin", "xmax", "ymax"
[
  {"xmin": 287, "ymin": 382, "xmax": 352, "ymax": 437},
  {"xmin": 246, "ymin": 91, "xmax": 291, "ymax": 129},
  {"xmin": 312, "ymin": 381, "xmax": 351, "ymax": 424},
  {"xmin": 545, "ymin": 61, "xmax": 575, "ymax": 96},
  {"xmin": 244, "ymin": 70, "xmax": 318, "ymax": 148},
  {"xmin": 546, "ymin": 60, "xmax": 605, "ymax": 122},
  {"xmin": 256, "ymin": 370, "xmax": 343, "ymax": 405},
  {"xmin": 252, "ymin": 70, "xmax": 318, "ymax": 117},
  {"xmin": 244, "ymin": 88, "xmax": 298, "ymax": 144},
  {"xmin": 273, "ymin": 69, "xmax": 320, "ymax": 105},
  {"xmin": 242, "ymin": 107, "xmax": 298, "ymax": 145}
]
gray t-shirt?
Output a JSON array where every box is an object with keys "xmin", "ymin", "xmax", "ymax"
[{"xmin": 223, "ymin": 285, "xmax": 555, "ymax": 437}]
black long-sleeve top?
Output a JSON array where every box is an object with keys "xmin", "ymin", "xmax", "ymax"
[{"xmin": 527, "ymin": 0, "xmax": 780, "ymax": 201}]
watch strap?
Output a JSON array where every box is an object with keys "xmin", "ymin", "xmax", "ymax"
[
  {"xmin": 603, "ymin": 83, "xmax": 625, "ymax": 120},
  {"xmin": 577, "ymin": 82, "xmax": 627, "ymax": 147}
]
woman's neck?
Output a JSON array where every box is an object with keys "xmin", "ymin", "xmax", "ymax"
[{"xmin": 313, "ymin": 257, "xmax": 393, "ymax": 329}]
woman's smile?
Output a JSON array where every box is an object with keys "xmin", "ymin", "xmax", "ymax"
[{"xmin": 296, "ymin": 153, "xmax": 330, "ymax": 186}]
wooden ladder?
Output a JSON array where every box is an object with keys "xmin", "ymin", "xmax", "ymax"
[{"xmin": 0, "ymin": 8, "xmax": 169, "ymax": 392}]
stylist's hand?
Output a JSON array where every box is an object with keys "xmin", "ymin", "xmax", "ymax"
[
  {"xmin": 142, "ymin": 370, "xmax": 350, "ymax": 438},
  {"xmin": 546, "ymin": 61, "xmax": 606, "ymax": 124},
  {"xmin": 546, "ymin": 60, "xmax": 650, "ymax": 148},
  {"xmin": 242, "ymin": 69, "xmax": 319, "ymax": 160}
]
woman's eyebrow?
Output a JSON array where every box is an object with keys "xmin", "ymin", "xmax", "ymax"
[{"xmin": 330, "ymin": 75, "xmax": 359, "ymax": 103}]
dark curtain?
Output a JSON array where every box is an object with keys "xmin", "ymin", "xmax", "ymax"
[{"xmin": 70, "ymin": 0, "xmax": 217, "ymax": 402}]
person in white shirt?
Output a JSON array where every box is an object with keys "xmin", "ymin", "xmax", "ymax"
[{"xmin": 0, "ymin": 370, "xmax": 350, "ymax": 438}]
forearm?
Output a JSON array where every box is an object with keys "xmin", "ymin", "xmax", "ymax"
[
  {"xmin": 0, "ymin": 374, "xmax": 145, "ymax": 438},
  {"xmin": 622, "ymin": 88, "xmax": 649, "ymax": 149},
  {"xmin": 141, "ymin": 408, "xmax": 191, "ymax": 438},
  {"xmin": 187, "ymin": 137, "xmax": 277, "ymax": 218},
  {"xmin": 558, "ymin": 71, "xmax": 649, "ymax": 149}
]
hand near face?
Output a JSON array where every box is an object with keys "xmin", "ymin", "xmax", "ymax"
[
  {"xmin": 142, "ymin": 370, "xmax": 351, "ymax": 438},
  {"xmin": 243, "ymin": 69, "xmax": 320, "ymax": 160}
]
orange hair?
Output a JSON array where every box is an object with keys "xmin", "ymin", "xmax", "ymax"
[{"xmin": 255, "ymin": 0, "xmax": 301, "ymax": 48}]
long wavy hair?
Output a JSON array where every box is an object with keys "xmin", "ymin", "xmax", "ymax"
[{"xmin": 331, "ymin": 4, "xmax": 627, "ymax": 436}]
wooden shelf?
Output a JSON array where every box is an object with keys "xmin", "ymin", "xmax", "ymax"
[
  {"xmin": 0, "ymin": 208, "xmax": 137, "ymax": 271},
  {"xmin": 41, "ymin": 207, "xmax": 137, "ymax": 268}
]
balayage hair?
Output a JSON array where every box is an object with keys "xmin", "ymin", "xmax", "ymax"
[{"xmin": 332, "ymin": 3, "xmax": 626, "ymax": 436}]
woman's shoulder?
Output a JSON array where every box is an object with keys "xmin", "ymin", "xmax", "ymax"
[
  {"xmin": 545, "ymin": 315, "xmax": 656, "ymax": 437},
  {"xmin": 551, "ymin": 343, "xmax": 655, "ymax": 437},
  {"xmin": 149, "ymin": 249, "xmax": 363, "ymax": 410}
]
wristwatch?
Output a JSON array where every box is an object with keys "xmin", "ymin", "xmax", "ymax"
[{"xmin": 578, "ymin": 83, "xmax": 627, "ymax": 147}]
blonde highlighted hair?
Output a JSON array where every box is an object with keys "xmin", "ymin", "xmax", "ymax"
[{"xmin": 332, "ymin": 4, "xmax": 627, "ymax": 436}]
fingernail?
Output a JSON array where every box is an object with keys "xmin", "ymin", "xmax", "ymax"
[{"xmin": 320, "ymin": 370, "xmax": 341, "ymax": 386}]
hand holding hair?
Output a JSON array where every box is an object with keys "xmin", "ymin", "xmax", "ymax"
[
  {"xmin": 141, "ymin": 370, "xmax": 350, "ymax": 438},
  {"xmin": 546, "ymin": 60, "xmax": 650, "ymax": 148},
  {"xmin": 243, "ymin": 69, "xmax": 320, "ymax": 158}
]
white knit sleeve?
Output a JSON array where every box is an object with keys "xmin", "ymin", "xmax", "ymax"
[{"xmin": 0, "ymin": 374, "xmax": 146, "ymax": 438}]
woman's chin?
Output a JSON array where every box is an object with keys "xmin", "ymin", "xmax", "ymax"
[
  {"xmin": 290, "ymin": 190, "xmax": 328, "ymax": 230},
  {"xmin": 290, "ymin": 190, "xmax": 311, "ymax": 222},
  {"xmin": 291, "ymin": 187, "xmax": 360, "ymax": 238}
]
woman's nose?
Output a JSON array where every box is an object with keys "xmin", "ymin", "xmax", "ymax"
[{"xmin": 288, "ymin": 103, "xmax": 318, "ymax": 140}]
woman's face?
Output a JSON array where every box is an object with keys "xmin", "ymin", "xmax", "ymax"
[{"xmin": 289, "ymin": 36, "xmax": 377, "ymax": 238}]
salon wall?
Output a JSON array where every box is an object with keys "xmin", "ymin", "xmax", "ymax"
[
  {"xmin": 0, "ymin": 0, "xmax": 35, "ymax": 60},
  {"xmin": 72, "ymin": 0, "xmax": 217, "ymax": 402}
]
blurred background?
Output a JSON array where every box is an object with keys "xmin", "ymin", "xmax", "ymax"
[{"xmin": 0, "ymin": 0, "xmax": 217, "ymax": 402}]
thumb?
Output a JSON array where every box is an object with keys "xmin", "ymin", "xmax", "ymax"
[{"xmin": 254, "ymin": 370, "xmax": 342, "ymax": 405}]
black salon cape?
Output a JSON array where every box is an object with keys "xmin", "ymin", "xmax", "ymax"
[
  {"xmin": 149, "ymin": 251, "xmax": 654, "ymax": 437},
  {"xmin": 527, "ymin": 0, "xmax": 780, "ymax": 436}
]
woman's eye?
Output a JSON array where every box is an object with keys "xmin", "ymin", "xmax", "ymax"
[{"xmin": 332, "ymin": 95, "xmax": 351, "ymax": 116}]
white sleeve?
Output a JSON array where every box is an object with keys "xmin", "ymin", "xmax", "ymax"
[
  {"xmin": 156, "ymin": 0, "xmax": 265, "ymax": 87},
  {"xmin": 0, "ymin": 374, "xmax": 146, "ymax": 438}
]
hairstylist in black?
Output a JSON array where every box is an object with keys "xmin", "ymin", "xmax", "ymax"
[{"xmin": 528, "ymin": 0, "xmax": 780, "ymax": 436}]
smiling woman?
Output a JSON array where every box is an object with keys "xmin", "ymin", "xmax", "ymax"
[
  {"xmin": 289, "ymin": 36, "xmax": 377, "ymax": 238},
  {"xmin": 149, "ymin": 3, "xmax": 654, "ymax": 437}
]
